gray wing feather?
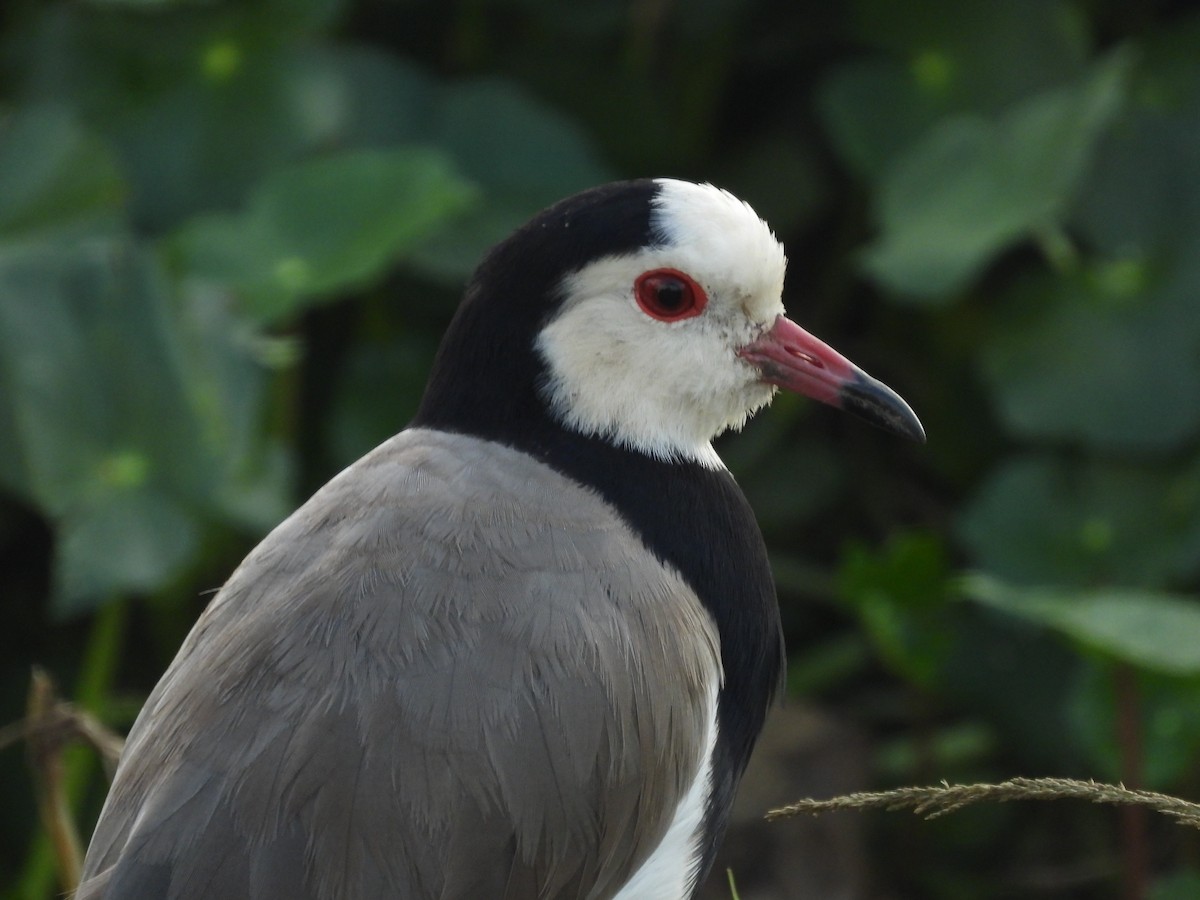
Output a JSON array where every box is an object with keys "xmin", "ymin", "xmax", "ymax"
[{"xmin": 77, "ymin": 429, "xmax": 721, "ymax": 900}]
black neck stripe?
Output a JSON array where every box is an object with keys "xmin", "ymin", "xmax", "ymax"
[{"xmin": 411, "ymin": 178, "xmax": 785, "ymax": 885}]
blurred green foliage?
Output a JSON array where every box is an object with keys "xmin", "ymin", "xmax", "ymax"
[{"xmin": 2, "ymin": 1, "xmax": 1199, "ymax": 897}]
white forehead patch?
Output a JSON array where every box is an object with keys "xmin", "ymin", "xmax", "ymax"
[
  {"xmin": 651, "ymin": 179, "xmax": 787, "ymax": 322},
  {"xmin": 536, "ymin": 180, "xmax": 789, "ymax": 467}
]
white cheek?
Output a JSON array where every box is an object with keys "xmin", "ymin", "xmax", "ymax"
[
  {"xmin": 536, "ymin": 293, "xmax": 775, "ymax": 466},
  {"xmin": 533, "ymin": 182, "xmax": 789, "ymax": 466}
]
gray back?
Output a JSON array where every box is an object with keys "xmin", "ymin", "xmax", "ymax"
[{"xmin": 77, "ymin": 429, "xmax": 722, "ymax": 900}]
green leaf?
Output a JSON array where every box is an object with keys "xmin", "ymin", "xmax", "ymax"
[
  {"xmin": 861, "ymin": 51, "xmax": 1131, "ymax": 299},
  {"xmin": 7, "ymin": 10, "xmax": 319, "ymax": 230},
  {"xmin": 978, "ymin": 268, "xmax": 1200, "ymax": 453},
  {"xmin": 28, "ymin": 29, "xmax": 426, "ymax": 231},
  {"xmin": 785, "ymin": 633, "xmax": 872, "ymax": 697},
  {"xmin": 325, "ymin": 333, "xmax": 439, "ymax": 469},
  {"xmin": 839, "ymin": 532, "xmax": 954, "ymax": 686},
  {"xmin": 407, "ymin": 79, "xmax": 613, "ymax": 282},
  {"xmin": 962, "ymin": 574, "xmax": 1200, "ymax": 675},
  {"xmin": 0, "ymin": 232, "xmax": 295, "ymax": 607},
  {"xmin": 80, "ymin": 0, "xmax": 198, "ymax": 9},
  {"xmin": 0, "ymin": 236, "xmax": 213, "ymax": 512},
  {"xmin": 55, "ymin": 488, "xmax": 199, "ymax": 614},
  {"xmin": 737, "ymin": 440, "xmax": 842, "ymax": 531},
  {"xmin": 304, "ymin": 47, "xmax": 437, "ymax": 149},
  {"xmin": 849, "ymin": 0, "xmax": 1090, "ymax": 110},
  {"xmin": 0, "ymin": 104, "xmax": 125, "ymax": 235},
  {"xmin": 817, "ymin": 59, "xmax": 948, "ymax": 183},
  {"xmin": 1152, "ymin": 872, "xmax": 1200, "ymax": 900},
  {"xmin": 1069, "ymin": 665, "xmax": 1200, "ymax": 790},
  {"xmin": 170, "ymin": 147, "xmax": 475, "ymax": 322},
  {"xmin": 822, "ymin": 0, "xmax": 1092, "ymax": 183},
  {"xmin": 936, "ymin": 607, "xmax": 1088, "ymax": 770},
  {"xmin": 959, "ymin": 456, "xmax": 1200, "ymax": 588},
  {"xmin": 1072, "ymin": 106, "xmax": 1200, "ymax": 259},
  {"xmin": 0, "ymin": 236, "xmax": 224, "ymax": 611},
  {"xmin": 433, "ymin": 79, "xmax": 610, "ymax": 196},
  {"xmin": 1071, "ymin": 28, "xmax": 1200, "ymax": 263},
  {"xmin": 174, "ymin": 280, "xmax": 294, "ymax": 529}
]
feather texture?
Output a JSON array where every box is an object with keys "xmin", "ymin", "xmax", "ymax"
[{"xmin": 78, "ymin": 429, "xmax": 722, "ymax": 900}]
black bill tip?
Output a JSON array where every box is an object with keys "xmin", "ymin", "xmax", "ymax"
[{"xmin": 838, "ymin": 373, "xmax": 926, "ymax": 443}]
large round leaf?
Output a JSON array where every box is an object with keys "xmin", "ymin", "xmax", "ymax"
[
  {"xmin": 170, "ymin": 147, "xmax": 474, "ymax": 322},
  {"xmin": 860, "ymin": 52, "xmax": 1129, "ymax": 299},
  {"xmin": 979, "ymin": 269, "xmax": 1200, "ymax": 453},
  {"xmin": 962, "ymin": 574, "xmax": 1200, "ymax": 676},
  {"xmin": 959, "ymin": 456, "xmax": 1200, "ymax": 588}
]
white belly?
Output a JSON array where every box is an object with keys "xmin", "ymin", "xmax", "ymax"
[{"xmin": 612, "ymin": 687, "xmax": 719, "ymax": 900}]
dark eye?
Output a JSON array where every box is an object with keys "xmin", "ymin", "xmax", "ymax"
[{"xmin": 634, "ymin": 268, "xmax": 708, "ymax": 321}]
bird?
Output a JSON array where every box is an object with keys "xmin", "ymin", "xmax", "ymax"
[{"xmin": 76, "ymin": 178, "xmax": 923, "ymax": 900}]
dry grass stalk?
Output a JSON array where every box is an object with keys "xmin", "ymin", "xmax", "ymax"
[{"xmin": 767, "ymin": 776, "xmax": 1200, "ymax": 829}]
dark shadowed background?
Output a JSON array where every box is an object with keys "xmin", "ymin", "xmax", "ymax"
[{"xmin": 2, "ymin": 1, "xmax": 1200, "ymax": 898}]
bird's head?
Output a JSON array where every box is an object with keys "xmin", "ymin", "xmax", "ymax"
[{"xmin": 415, "ymin": 178, "xmax": 924, "ymax": 463}]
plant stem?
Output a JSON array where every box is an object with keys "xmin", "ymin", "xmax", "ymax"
[
  {"xmin": 25, "ymin": 670, "xmax": 82, "ymax": 894},
  {"xmin": 17, "ymin": 599, "xmax": 128, "ymax": 900},
  {"xmin": 1113, "ymin": 663, "xmax": 1147, "ymax": 900},
  {"xmin": 726, "ymin": 868, "xmax": 741, "ymax": 900}
]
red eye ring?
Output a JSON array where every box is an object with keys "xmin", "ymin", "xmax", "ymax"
[{"xmin": 634, "ymin": 268, "xmax": 708, "ymax": 322}]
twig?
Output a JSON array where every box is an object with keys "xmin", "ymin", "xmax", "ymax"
[
  {"xmin": 767, "ymin": 777, "xmax": 1200, "ymax": 830},
  {"xmin": 1, "ymin": 682, "xmax": 125, "ymax": 775},
  {"xmin": 10, "ymin": 668, "xmax": 128, "ymax": 897},
  {"xmin": 26, "ymin": 668, "xmax": 83, "ymax": 894}
]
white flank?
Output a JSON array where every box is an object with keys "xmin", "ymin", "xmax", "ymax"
[{"xmin": 612, "ymin": 685, "xmax": 720, "ymax": 900}]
